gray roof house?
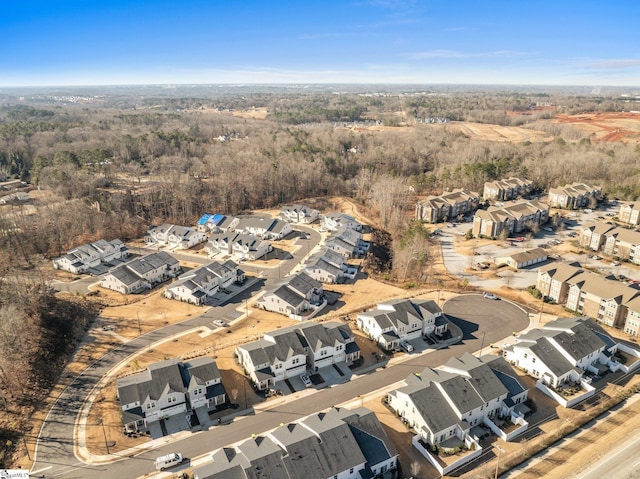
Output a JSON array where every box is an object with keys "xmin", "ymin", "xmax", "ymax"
[
  {"xmin": 52, "ymin": 238, "xmax": 128, "ymax": 274},
  {"xmin": 257, "ymin": 272, "xmax": 325, "ymax": 319},
  {"xmin": 117, "ymin": 357, "xmax": 226, "ymax": 435},
  {"xmin": 165, "ymin": 260, "xmax": 244, "ymax": 305},
  {"xmin": 193, "ymin": 406, "xmax": 398, "ymax": 479},
  {"xmin": 101, "ymin": 251, "xmax": 181, "ymax": 294},
  {"xmin": 357, "ymin": 299, "xmax": 447, "ymax": 351},
  {"xmin": 236, "ymin": 321, "xmax": 360, "ymax": 391},
  {"xmin": 503, "ymin": 317, "xmax": 632, "ymax": 406},
  {"xmin": 387, "ymin": 353, "xmax": 528, "ymax": 474},
  {"xmin": 280, "ymin": 204, "xmax": 320, "ymax": 224}
]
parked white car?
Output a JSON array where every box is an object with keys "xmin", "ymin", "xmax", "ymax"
[
  {"xmin": 483, "ymin": 292, "xmax": 499, "ymax": 300},
  {"xmin": 399, "ymin": 340, "xmax": 414, "ymax": 353},
  {"xmin": 300, "ymin": 375, "xmax": 312, "ymax": 387}
]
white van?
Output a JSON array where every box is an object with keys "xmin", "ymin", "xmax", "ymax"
[
  {"xmin": 155, "ymin": 452, "xmax": 184, "ymax": 471},
  {"xmin": 399, "ymin": 340, "xmax": 414, "ymax": 353}
]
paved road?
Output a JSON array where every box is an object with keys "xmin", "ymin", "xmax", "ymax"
[
  {"xmin": 31, "ymin": 294, "xmax": 528, "ymax": 478},
  {"xmin": 574, "ymin": 430, "xmax": 640, "ymax": 479}
]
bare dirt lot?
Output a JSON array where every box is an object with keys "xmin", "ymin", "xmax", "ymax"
[{"xmin": 554, "ymin": 112, "xmax": 640, "ymax": 142}]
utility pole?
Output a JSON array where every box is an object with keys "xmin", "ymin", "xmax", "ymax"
[
  {"xmin": 99, "ymin": 420, "xmax": 110, "ymax": 455},
  {"xmin": 478, "ymin": 332, "xmax": 486, "ymax": 358},
  {"xmin": 137, "ymin": 310, "xmax": 141, "ymax": 335}
]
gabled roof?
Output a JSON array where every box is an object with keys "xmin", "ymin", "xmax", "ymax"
[
  {"xmin": 117, "ymin": 357, "xmax": 222, "ymax": 407},
  {"xmin": 538, "ymin": 261, "xmax": 583, "ymax": 282}
]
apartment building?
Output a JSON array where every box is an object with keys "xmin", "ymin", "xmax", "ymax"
[{"xmin": 415, "ymin": 189, "xmax": 480, "ymax": 223}]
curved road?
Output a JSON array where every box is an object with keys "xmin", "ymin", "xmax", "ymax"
[{"xmin": 32, "ymin": 247, "xmax": 530, "ymax": 478}]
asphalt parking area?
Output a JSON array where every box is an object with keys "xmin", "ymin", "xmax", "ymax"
[{"xmin": 443, "ymin": 293, "xmax": 530, "ymax": 346}]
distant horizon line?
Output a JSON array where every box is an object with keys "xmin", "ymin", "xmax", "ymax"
[{"xmin": 1, "ymin": 82, "xmax": 639, "ymax": 89}]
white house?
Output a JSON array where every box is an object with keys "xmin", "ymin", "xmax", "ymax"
[
  {"xmin": 356, "ymin": 299, "xmax": 447, "ymax": 351},
  {"xmin": 146, "ymin": 224, "xmax": 208, "ymax": 250},
  {"xmin": 193, "ymin": 407, "xmax": 398, "ymax": 479},
  {"xmin": 322, "ymin": 212, "xmax": 363, "ymax": 232},
  {"xmin": 236, "ymin": 321, "xmax": 360, "ymax": 391},
  {"xmin": 164, "ymin": 260, "xmax": 244, "ymax": 305},
  {"xmin": 206, "ymin": 231, "xmax": 272, "ymax": 260},
  {"xmin": 257, "ymin": 272, "xmax": 325, "ymax": 319},
  {"xmin": 53, "ymin": 238, "xmax": 128, "ymax": 273},
  {"xmin": 503, "ymin": 317, "xmax": 618, "ymax": 392},
  {"xmin": 101, "ymin": 251, "xmax": 180, "ymax": 294},
  {"xmin": 387, "ymin": 353, "xmax": 528, "ymax": 473},
  {"xmin": 117, "ymin": 357, "xmax": 226, "ymax": 434},
  {"xmin": 234, "ymin": 216, "xmax": 293, "ymax": 240},
  {"xmin": 280, "ymin": 204, "xmax": 320, "ymax": 224}
]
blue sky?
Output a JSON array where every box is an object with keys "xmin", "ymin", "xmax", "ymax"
[{"xmin": 1, "ymin": 0, "xmax": 639, "ymax": 86}]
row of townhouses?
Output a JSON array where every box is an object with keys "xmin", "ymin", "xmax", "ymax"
[
  {"xmin": 472, "ymin": 200, "xmax": 549, "ymax": 238},
  {"xmin": 580, "ymin": 221, "xmax": 640, "ymax": 264},
  {"xmin": 196, "ymin": 214, "xmax": 293, "ymax": 240},
  {"xmin": 547, "ymin": 182, "xmax": 602, "ymax": 209},
  {"xmin": 236, "ymin": 321, "xmax": 360, "ymax": 391},
  {"xmin": 116, "ymin": 357, "xmax": 226, "ymax": 435},
  {"xmin": 415, "ymin": 188, "xmax": 480, "ymax": 223},
  {"xmin": 52, "ymin": 238, "xmax": 127, "ymax": 274},
  {"xmin": 387, "ymin": 352, "xmax": 529, "ymax": 474},
  {"xmin": 193, "ymin": 406, "xmax": 398, "ymax": 479},
  {"xmin": 305, "ymin": 228, "xmax": 368, "ymax": 284},
  {"xmin": 483, "ymin": 177, "xmax": 534, "ymax": 201},
  {"xmin": 100, "ymin": 251, "xmax": 181, "ymax": 294},
  {"xmin": 257, "ymin": 272, "xmax": 326, "ymax": 319},
  {"xmin": 205, "ymin": 231, "xmax": 272, "ymax": 261},
  {"xmin": 279, "ymin": 204, "xmax": 320, "ymax": 224},
  {"xmin": 356, "ymin": 299, "xmax": 448, "ymax": 351},
  {"xmin": 145, "ymin": 224, "xmax": 209, "ymax": 250},
  {"xmin": 164, "ymin": 260, "xmax": 245, "ymax": 305},
  {"xmin": 504, "ymin": 317, "xmax": 640, "ymax": 407},
  {"xmin": 537, "ymin": 262, "xmax": 640, "ymax": 336}
]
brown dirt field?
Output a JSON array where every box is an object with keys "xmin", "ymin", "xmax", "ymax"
[
  {"xmin": 554, "ymin": 112, "xmax": 640, "ymax": 143},
  {"xmin": 454, "ymin": 122, "xmax": 551, "ymax": 143}
]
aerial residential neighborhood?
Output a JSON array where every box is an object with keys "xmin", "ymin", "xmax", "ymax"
[{"xmin": 3, "ymin": 10, "xmax": 640, "ymax": 477}]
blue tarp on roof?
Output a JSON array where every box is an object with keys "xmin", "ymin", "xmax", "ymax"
[
  {"xmin": 211, "ymin": 214, "xmax": 225, "ymax": 225},
  {"xmin": 197, "ymin": 214, "xmax": 213, "ymax": 225}
]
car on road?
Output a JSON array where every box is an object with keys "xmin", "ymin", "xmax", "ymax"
[
  {"xmin": 567, "ymin": 232, "xmax": 577, "ymax": 237},
  {"xmin": 213, "ymin": 319, "xmax": 226, "ymax": 327},
  {"xmin": 611, "ymin": 261, "xmax": 621, "ymax": 266},
  {"xmin": 300, "ymin": 375, "xmax": 312, "ymax": 387},
  {"xmin": 543, "ymin": 227, "xmax": 553, "ymax": 232},
  {"xmin": 483, "ymin": 292, "xmax": 499, "ymax": 300},
  {"xmin": 591, "ymin": 255, "xmax": 602, "ymax": 260},
  {"xmin": 155, "ymin": 452, "xmax": 185, "ymax": 471}
]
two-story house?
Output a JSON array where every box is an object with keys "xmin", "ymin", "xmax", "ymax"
[
  {"xmin": 164, "ymin": 260, "xmax": 244, "ymax": 304},
  {"xmin": 146, "ymin": 224, "xmax": 208, "ymax": 250},
  {"xmin": 234, "ymin": 216, "xmax": 293, "ymax": 240},
  {"xmin": 117, "ymin": 357, "xmax": 226, "ymax": 435},
  {"xmin": 321, "ymin": 212, "xmax": 363, "ymax": 232},
  {"xmin": 280, "ymin": 204, "xmax": 320, "ymax": 224},
  {"xmin": 53, "ymin": 238, "xmax": 128, "ymax": 273},
  {"xmin": 101, "ymin": 251, "xmax": 180, "ymax": 294},
  {"xmin": 356, "ymin": 299, "xmax": 447, "ymax": 351},
  {"xmin": 602, "ymin": 227, "xmax": 640, "ymax": 264},
  {"xmin": 503, "ymin": 317, "xmax": 617, "ymax": 393},
  {"xmin": 257, "ymin": 272, "xmax": 325, "ymax": 319},
  {"xmin": 236, "ymin": 321, "xmax": 360, "ymax": 390},
  {"xmin": 193, "ymin": 406, "xmax": 398, "ymax": 479},
  {"xmin": 387, "ymin": 353, "xmax": 528, "ymax": 458}
]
